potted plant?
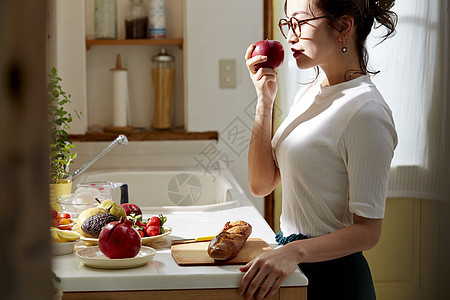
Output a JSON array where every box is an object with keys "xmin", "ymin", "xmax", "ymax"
[{"xmin": 48, "ymin": 67, "xmax": 81, "ymax": 210}]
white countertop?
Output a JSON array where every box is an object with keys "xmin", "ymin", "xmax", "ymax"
[{"xmin": 52, "ymin": 198, "xmax": 308, "ymax": 292}]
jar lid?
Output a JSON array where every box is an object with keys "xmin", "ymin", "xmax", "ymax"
[{"xmin": 152, "ymin": 48, "xmax": 174, "ymax": 62}]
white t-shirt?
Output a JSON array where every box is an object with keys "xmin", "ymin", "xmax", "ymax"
[{"xmin": 272, "ymin": 75, "xmax": 397, "ymax": 237}]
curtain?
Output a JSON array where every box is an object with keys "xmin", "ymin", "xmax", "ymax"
[{"xmin": 274, "ymin": 0, "xmax": 450, "ymax": 202}]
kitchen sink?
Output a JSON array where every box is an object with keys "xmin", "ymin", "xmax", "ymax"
[{"xmin": 72, "ymin": 168, "xmax": 243, "ymax": 212}]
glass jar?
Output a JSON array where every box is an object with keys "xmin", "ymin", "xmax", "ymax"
[
  {"xmin": 125, "ymin": 0, "xmax": 149, "ymax": 39},
  {"xmin": 95, "ymin": 0, "xmax": 117, "ymax": 39},
  {"xmin": 151, "ymin": 48, "xmax": 175, "ymax": 130}
]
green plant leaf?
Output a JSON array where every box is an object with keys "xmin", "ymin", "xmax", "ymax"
[{"xmin": 48, "ymin": 68, "xmax": 81, "ymax": 184}]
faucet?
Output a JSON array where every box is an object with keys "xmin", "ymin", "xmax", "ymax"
[{"xmin": 71, "ymin": 134, "xmax": 128, "ymax": 180}]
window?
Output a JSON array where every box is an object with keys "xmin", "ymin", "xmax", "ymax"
[{"xmin": 274, "ymin": 0, "xmax": 449, "ymax": 201}]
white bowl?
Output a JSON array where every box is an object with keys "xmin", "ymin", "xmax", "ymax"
[{"xmin": 52, "ymin": 241, "xmax": 77, "ymax": 255}]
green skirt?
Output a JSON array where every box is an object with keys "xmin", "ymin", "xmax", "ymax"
[{"xmin": 276, "ymin": 231, "xmax": 376, "ymax": 300}]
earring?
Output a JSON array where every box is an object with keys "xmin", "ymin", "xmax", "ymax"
[{"xmin": 338, "ymin": 36, "xmax": 349, "ymax": 55}]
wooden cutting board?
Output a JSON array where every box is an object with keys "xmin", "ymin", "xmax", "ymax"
[{"xmin": 171, "ymin": 238, "xmax": 272, "ymax": 266}]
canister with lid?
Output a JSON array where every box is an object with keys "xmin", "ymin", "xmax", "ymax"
[{"xmin": 151, "ymin": 48, "xmax": 174, "ymax": 130}]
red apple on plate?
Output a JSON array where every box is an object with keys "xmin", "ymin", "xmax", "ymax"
[
  {"xmin": 251, "ymin": 40, "xmax": 285, "ymax": 70},
  {"xmin": 120, "ymin": 203, "xmax": 142, "ymax": 216},
  {"xmin": 98, "ymin": 217, "xmax": 141, "ymax": 259}
]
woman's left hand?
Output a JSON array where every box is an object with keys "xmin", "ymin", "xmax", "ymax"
[{"xmin": 238, "ymin": 246, "xmax": 299, "ymax": 300}]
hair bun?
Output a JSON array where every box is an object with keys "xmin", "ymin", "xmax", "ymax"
[
  {"xmin": 369, "ymin": 0, "xmax": 398, "ymax": 40},
  {"xmin": 372, "ymin": 0, "xmax": 396, "ymax": 11}
]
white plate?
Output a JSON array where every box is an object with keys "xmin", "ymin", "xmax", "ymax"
[
  {"xmin": 76, "ymin": 246, "xmax": 156, "ymax": 269},
  {"xmin": 80, "ymin": 227, "xmax": 172, "ymax": 245}
]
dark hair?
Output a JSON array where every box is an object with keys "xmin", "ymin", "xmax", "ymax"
[{"xmin": 285, "ymin": 0, "xmax": 398, "ymax": 75}]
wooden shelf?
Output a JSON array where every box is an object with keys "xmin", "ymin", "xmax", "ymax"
[
  {"xmin": 86, "ymin": 38, "xmax": 183, "ymax": 50},
  {"xmin": 68, "ymin": 129, "xmax": 218, "ymax": 142}
]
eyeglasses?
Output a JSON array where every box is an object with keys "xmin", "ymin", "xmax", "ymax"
[{"xmin": 278, "ymin": 16, "xmax": 328, "ymax": 39}]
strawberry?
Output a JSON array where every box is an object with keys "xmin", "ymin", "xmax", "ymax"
[
  {"xmin": 147, "ymin": 216, "xmax": 161, "ymax": 227},
  {"xmin": 145, "ymin": 226, "xmax": 160, "ymax": 236},
  {"xmin": 137, "ymin": 229, "xmax": 145, "ymax": 238}
]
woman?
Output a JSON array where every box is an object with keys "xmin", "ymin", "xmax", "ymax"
[{"xmin": 239, "ymin": 0, "xmax": 398, "ymax": 299}]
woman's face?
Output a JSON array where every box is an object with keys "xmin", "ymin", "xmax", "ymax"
[{"xmin": 285, "ymin": 0, "xmax": 339, "ymax": 70}]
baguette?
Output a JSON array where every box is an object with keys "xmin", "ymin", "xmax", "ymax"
[{"xmin": 207, "ymin": 220, "xmax": 252, "ymax": 260}]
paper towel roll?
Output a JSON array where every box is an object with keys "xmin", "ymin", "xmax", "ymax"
[{"xmin": 111, "ymin": 70, "xmax": 129, "ymax": 127}]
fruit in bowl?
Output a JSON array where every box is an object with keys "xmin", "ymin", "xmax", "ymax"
[
  {"xmin": 75, "ymin": 202, "xmax": 130, "ymax": 239},
  {"xmin": 81, "ymin": 212, "xmax": 119, "ymax": 238},
  {"xmin": 50, "ymin": 228, "xmax": 80, "ymax": 255},
  {"xmin": 126, "ymin": 212, "xmax": 167, "ymax": 238},
  {"xmin": 98, "ymin": 217, "xmax": 141, "ymax": 259},
  {"xmin": 50, "ymin": 228, "xmax": 80, "ymax": 243},
  {"xmin": 50, "ymin": 210, "xmax": 75, "ymax": 230},
  {"xmin": 98, "ymin": 200, "xmax": 127, "ymax": 218},
  {"xmin": 120, "ymin": 203, "xmax": 142, "ymax": 216},
  {"xmin": 76, "ymin": 207, "xmax": 120, "ymax": 238}
]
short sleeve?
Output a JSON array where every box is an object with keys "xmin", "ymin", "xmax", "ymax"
[{"xmin": 339, "ymin": 100, "xmax": 397, "ymax": 219}]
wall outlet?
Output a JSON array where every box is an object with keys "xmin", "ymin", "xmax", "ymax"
[{"xmin": 219, "ymin": 59, "xmax": 237, "ymax": 89}]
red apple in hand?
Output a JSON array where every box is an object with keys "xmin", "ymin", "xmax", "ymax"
[
  {"xmin": 251, "ymin": 40, "xmax": 285, "ymax": 70},
  {"xmin": 120, "ymin": 203, "xmax": 142, "ymax": 216}
]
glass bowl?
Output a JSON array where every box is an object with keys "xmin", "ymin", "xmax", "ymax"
[
  {"xmin": 56, "ymin": 193, "xmax": 99, "ymax": 219},
  {"xmin": 75, "ymin": 181, "xmax": 115, "ymax": 201}
]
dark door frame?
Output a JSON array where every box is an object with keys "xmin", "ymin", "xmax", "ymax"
[{"xmin": 263, "ymin": 0, "xmax": 275, "ymax": 229}]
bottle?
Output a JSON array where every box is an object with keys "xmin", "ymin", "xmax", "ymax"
[
  {"xmin": 148, "ymin": 0, "xmax": 166, "ymax": 39},
  {"xmin": 125, "ymin": 0, "xmax": 149, "ymax": 39},
  {"xmin": 95, "ymin": 0, "xmax": 117, "ymax": 39},
  {"xmin": 151, "ymin": 48, "xmax": 174, "ymax": 130}
]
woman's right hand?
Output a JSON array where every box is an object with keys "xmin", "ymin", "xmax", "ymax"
[
  {"xmin": 245, "ymin": 44, "xmax": 281, "ymax": 197},
  {"xmin": 245, "ymin": 44, "xmax": 279, "ymax": 104}
]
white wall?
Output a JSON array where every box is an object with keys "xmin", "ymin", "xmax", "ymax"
[
  {"xmin": 185, "ymin": 0, "xmax": 262, "ymax": 131},
  {"xmin": 49, "ymin": 0, "xmax": 88, "ymax": 134},
  {"xmin": 184, "ymin": 0, "xmax": 264, "ymax": 212}
]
